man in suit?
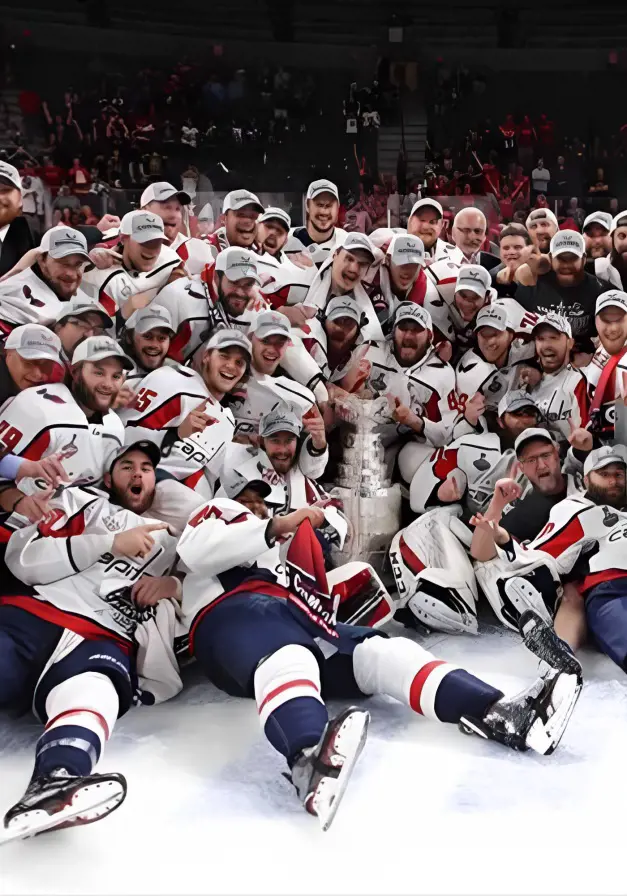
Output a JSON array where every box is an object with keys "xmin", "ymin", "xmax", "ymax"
[
  {"xmin": 0, "ymin": 161, "xmax": 33, "ymax": 278},
  {"xmin": 451, "ymin": 207, "xmax": 500, "ymax": 272}
]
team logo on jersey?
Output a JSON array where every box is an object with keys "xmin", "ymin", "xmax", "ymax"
[
  {"xmin": 369, "ymin": 372, "xmax": 387, "ymax": 394},
  {"xmin": 602, "ymin": 506, "xmax": 619, "ymax": 528},
  {"xmin": 473, "ymin": 453, "xmax": 491, "ymax": 471},
  {"xmin": 36, "ymin": 387, "xmax": 66, "ymax": 404},
  {"xmin": 22, "ymin": 285, "xmax": 45, "ymax": 307},
  {"xmin": 59, "ymin": 434, "xmax": 79, "ymax": 458},
  {"xmin": 102, "ymin": 514, "xmax": 123, "ymax": 532}
]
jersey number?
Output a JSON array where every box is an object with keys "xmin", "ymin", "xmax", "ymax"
[
  {"xmin": 132, "ymin": 389, "xmax": 158, "ymax": 413},
  {"xmin": 0, "ymin": 421, "xmax": 24, "ymax": 454}
]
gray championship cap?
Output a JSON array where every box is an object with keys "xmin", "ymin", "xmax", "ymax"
[
  {"xmin": 550, "ymin": 230, "xmax": 585, "ymax": 258},
  {"xmin": 259, "ymin": 406, "xmax": 303, "ymax": 438},
  {"xmin": 394, "ymin": 302, "xmax": 432, "ymax": 331},
  {"xmin": 108, "ymin": 439, "xmax": 161, "ymax": 474},
  {"xmin": 215, "ymin": 247, "xmax": 260, "ymax": 283},
  {"xmin": 258, "ymin": 207, "xmax": 291, "ymax": 230},
  {"xmin": 584, "ymin": 444, "xmax": 627, "ymax": 476},
  {"xmin": 140, "ymin": 181, "xmax": 191, "ymax": 207},
  {"xmin": 205, "ymin": 327, "xmax": 252, "ymax": 356},
  {"xmin": 222, "ymin": 189, "xmax": 264, "ymax": 214},
  {"xmin": 409, "ymin": 198, "xmax": 443, "ymax": 219},
  {"xmin": 475, "ymin": 303, "xmax": 510, "ymax": 332},
  {"xmin": 5, "ymin": 324, "xmax": 62, "ymax": 362},
  {"xmin": 514, "ymin": 427, "xmax": 558, "ymax": 457},
  {"xmin": 583, "ymin": 211, "xmax": 613, "ymax": 233},
  {"xmin": 596, "ymin": 289, "xmax": 627, "ymax": 315},
  {"xmin": 456, "ymin": 264, "xmax": 491, "ymax": 296},
  {"xmin": 388, "ymin": 233, "xmax": 425, "ymax": 267},
  {"xmin": 342, "ymin": 232, "xmax": 375, "ymax": 261},
  {"xmin": 251, "ymin": 310, "xmax": 291, "ymax": 340},
  {"xmin": 40, "ymin": 226, "xmax": 90, "ymax": 262},
  {"xmin": 71, "ymin": 335, "xmax": 133, "ymax": 369},
  {"xmin": 498, "ymin": 389, "xmax": 540, "ymax": 418},
  {"xmin": 126, "ymin": 304, "xmax": 174, "ymax": 334},
  {"xmin": 306, "ymin": 179, "xmax": 339, "ymax": 201},
  {"xmin": 55, "ymin": 297, "xmax": 113, "ymax": 328},
  {"xmin": 121, "ymin": 210, "xmax": 168, "ymax": 244},
  {"xmin": 531, "ymin": 313, "xmax": 572, "ymax": 338},
  {"xmin": 0, "ymin": 160, "xmax": 21, "ymax": 191},
  {"xmin": 326, "ymin": 296, "xmax": 362, "ymax": 324},
  {"xmin": 221, "ymin": 465, "xmax": 272, "ymax": 500}
]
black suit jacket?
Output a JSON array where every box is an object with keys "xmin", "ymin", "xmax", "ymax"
[
  {"xmin": 0, "ymin": 216, "xmax": 34, "ymax": 278},
  {"xmin": 478, "ymin": 251, "xmax": 501, "ymax": 272}
]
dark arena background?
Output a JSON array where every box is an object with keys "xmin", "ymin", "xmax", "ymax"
[{"xmin": 0, "ymin": 1, "xmax": 625, "ymax": 892}]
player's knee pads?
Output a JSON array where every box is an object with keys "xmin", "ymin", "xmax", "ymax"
[
  {"xmin": 328, "ymin": 561, "xmax": 396, "ymax": 628},
  {"xmin": 254, "ymin": 644, "xmax": 323, "ymax": 726},
  {"xmin": 389, "ymin": 509, "xmax": 478, "ymax": 635},
  {"xmin": 475, "ymin": 556, "xmax": 559, "ymax": 631},
  {"xmin": 353, "ymin": 634, "xmax": 438, "ymax": 703},
  {"xmin": 43, "ymin": 671, "xmax": 120, "ymax": 742}
]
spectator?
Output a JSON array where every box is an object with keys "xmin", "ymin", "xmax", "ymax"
[
  {"xmin": 0, "ymin": 161, "xmax": 33, "ymax": 278},
  {"xmin": 492, "ymin": 223, "xmax": 532, "ymax": 296},
  {"xmin": 582, "ymin": 211, "xmax": 613, "ymax": 268},
  {"xmin": 531, "ymin": 158, "xmax": 551, "ymax": 197},
  {"xmin": 537, "ymin": 113, "xmax": 555, "ymax": 153},
  {"xmin": 20, "ymin": 171, "xmax": 45, "ymax": 240},
  {"xmin": 517, "ymin": 115, "xmax": 537, "ymax": 171},
  {"xmin": 68, "ymin": 157, "xmax": 91, "ymax": 193}
]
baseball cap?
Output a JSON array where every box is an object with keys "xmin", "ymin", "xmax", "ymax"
[
  {"xmin": 584, "ymin": 444, "xmax": 627, "ymax": 477},
  {"xmin": 326, "ymin": 296, "xmax": 362, "ymax": 324},
  {"xmin": 252, "ymin": 310, "xmax": 291, "ymax": 340},
  {"xmin": 40, "ymin": 226, "xmax": 90, "ymax": 262},
  {"xmin": 342, "ymin": 232, "xmax": 375, "ymax": 261},
  {"xmin": 126, "ymin": 304, "xmax": 174, "ymax": 335},
  {"xmin": 55, "ymin": 297, "xmax": 113, "ymax": 328},
  {"xmin": 514, "ymin": 427, "xmax": 558, "ymax": 457},
  {"xmin": 526, "ymin": 208, "xmax": 559, "ymax": 229},
  {"xmin": 394, "ymin": 302, "xmax": 432, "ymax": 331},
  {"xmin": 222, "ymin": 189, "xmax": 264, "ymax": 214},
  {"xmin": 532, "ymin": 313, "xmax": 572, "ymax": 338},
  {"xmin": 205, "ymin": 327, "xmax": 252, "ymax": 356},
  {"xmin": 215, "ymin": 247, "xmax": 260, "ymax": 284},
  {"xmin": 611, "ymin": 212, "xmax": 627, "ymax": 233},
  {"xmin": 221, "ymin": 465, "xmax": 271, "ymax": 501},
  {"xmin": 583, "ymin": 211, "xmax": 612, "ymax": 233},
  {"xmin": 498, "ymin": 390, "xmax": 540, "ymax": 418},
  {"xmin": 456, "ymin": 264, "xmax": 491, "ymax": 297},
  {"xmin": 71, "ymin": 335, "xmax": 133, "ymax": 369},
  {"xmin": 475, "ymin": 304, "xmax": 510, "ymax": 332},
  {"xmin": 306, "ymin": 179, "xmax": 339, "ymax": 201},
  {"xmin": 120, "ymin": 210, "xmax": 168, "ymax": 244},
  {"xmin": 259, "ymin": 406, "xmax": 303, "ymax": 438},
  {"xmin": 258, "ymin": 207, "xmax": 291, "ymax": 230},
  {"xmin": 0, "ymin": 161, "xmax": 21, "ymax": 191},
  {"xmin": 409, "ymin": 198, "xmax": 443, "ymax": 219},
  {"xmin": 550, "ymin": 230, "xmax": 585, "ymax": 258},
  {"xmin": 595, "ymin": 289, "xmax": 627, "ymax": 315},
  {"xmin": 388, "ymin": 234, "xmax": 425, "ymax": 267},
  {"xmin": 108, "ymin": 439, "xmax": 161, "ymax": 474},
  {"xmin": 5, "ymin": 324, "xmax": 62, "ymax": 362},
  {"xmin": 140, "ymin": 181, "xmax": 191, "ymax": 207}
]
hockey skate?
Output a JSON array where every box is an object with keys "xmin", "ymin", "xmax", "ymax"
[
  {"xmin": 458, "ymin": 610, "xmax": 582, "ymax": 756},
  {"xmin": 1, "ymin": 768, "xmax": 127, "ymax": 845},
  {"xmin": 287, "ymin": 707, "xmax": 369, "ymax": 832}
]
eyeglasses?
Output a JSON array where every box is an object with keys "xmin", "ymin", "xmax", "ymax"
[
  {"xmin": 519, "ymin": 450, "xmax": 554, "ymax": 467},
  {"xmin": 66, "ymin": 317, "xmax": 106, "ymax": 335}
]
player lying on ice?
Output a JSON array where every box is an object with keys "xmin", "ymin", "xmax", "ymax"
[{"xmin": 176, "ymin": 470, "xmax": 583, "ymax": 831}]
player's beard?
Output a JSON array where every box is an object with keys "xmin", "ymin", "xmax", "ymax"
[
  {"xmin": 109, "ymin": 481, "xmax": 156, "ymax": 515},
  {"xmin": 587, "ymin": 482, "xmax": 627, "ymax": 509},
  {"xmin": 73, "ymin": 374, "xmax": 115, "ymax": 415}
]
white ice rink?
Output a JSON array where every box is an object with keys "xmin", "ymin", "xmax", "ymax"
[{"xmin": 1, "ymin": 620, "xmax": 625, "ymax": 896}]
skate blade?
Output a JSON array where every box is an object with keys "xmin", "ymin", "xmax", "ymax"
[
  {"xmin": 525, "ymin": 674, "xmax": 582, "ymax": 756},
  {"xmin": 504, "ymin": 581, "xmax": 552, "ymax": 625},
  {"xmin": 1, "ymin": 778, "xmax": 126, "ymax": 846},
  {"xmin": 315, "ymin": 711, "xmax": 370, "ymax": 833},
  {"xmin": 519, "ymin": 610, "xmax": 582, "ymax": 678}
]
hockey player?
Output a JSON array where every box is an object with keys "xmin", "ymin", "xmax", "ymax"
[
  {"xmin": 119, "ymin": 328, "xmax": 250, "ymax": 494},
  {"xmin": 0, "ymin": 335, "xmax": 130, "ymax": 518},
  {"xmin": 389, "ymin": 390, "xmax": 543, "ymax": 633},
  {"xmin": 0, "ymin": 323, "xmax": 65, "ymax": 405},
  {"xmin": 256, "ymin": 207, "xmax": 291, "ymax": 262},
  {"xmin": 0, "ymin": 440, "xmax": 182, "ymax": 841},
  {"xmin": 424, "ymin": 263, "xmax": 493, "ymax": 358},
  {"xmin": 288, "ymin": 179, "xmax": 346, "ymax": 268},
  {"xmin": 407, "ymin": 198, "xmax": 461, "ymax": 265},
  {"xmin": 364, "ymin": 231, "xmax": 440, "ymax": 326},
  {"xmin": 518, "ymin": 313, "xmax": 589, "ymax": 442},
  {"xmin": 582, "ymin": 289, "xmax": 627, "ymax": 441},
  {"xmin": 205, "ymin": 189, "xmax": 264, "ymax": 259},
  {"xmin": 176, "ymin": 493, "xmax": 581, "ymax": 830},
  {"xmin": 297, "ymin": 296, "xmax": 367, "ymax": 388},
  {"xmin": 594, "ymin": 211, "xmax": 627, "ymax": 290},
  {"xmin": 0, "ymin": 225, "xmax": 91, "ymax": 331},
  {"xmin": 52, "ymin": 298, "xmax": 113, "ymax": 363},
  {"xmin": 140, "ymin": 181, "xmax": 214, "ymax": 277},
  {"xmin": 81, "ymin": 210, "xmax": 179, "ymax": 320},
  {"xmin": 119, "ymin": 304, "xmax": 175, "ymax": 390},
  {"xmin": 455, "ymin": 302, "xmax": 535, "ymax": 415},
  {"xmin": 582, "ymin": 211, "xmax": 612, "ymax": 263}
]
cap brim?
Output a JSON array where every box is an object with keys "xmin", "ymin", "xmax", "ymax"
[
  {"xmin": 49, "ymin": 248, "xmax": 91, "ymax": 262},
  {"xmin": 255, "ymin": 327, "xmax": 291, "ymax": 339},
  {"xmin": 343, "ymin": 245, "xmax": 375, "ymax": 262},
  {"xmin": 597, "ymin": 300, "xmax": 627, "ymax": 314},
  {"xmin": 591, "ymin": 457, "xmax": 627, "ymax": 473},
  {"xmin": 207, "ymin": 339, "xmax": 252, "ymax": 355},
  {"xmin": 392, "ymin": 252, "xmax": 423, "ymax": 266},
  {"xmin": 149, "ymin": 189, "xmax": 191, "ymax": 205},
  {"xmin": 309, "ymin": 188, "xmax": 339, "ymax": 201},
  {"xmin": 79, "ymin": 350, "xmax": 134, "ymax": 369},
  {"xmin": 223, "ymin": 267, "xmax": 261, "ymax": 284},
  {"xmin": 230, "ymin": 200, "xmax": 264, "ymax": 213},
  {"xmin": 235, "ymin": 478, "xmax": 272, "ymax": 499},
  {"xmin": 15, "ymin": 347, "xmax": 60, "ymax": 362},
  {"xmin": 552, "ymin": 248, "xmax": 584, "ymax": 258},
  {"xmin": 0, "ymin": 175, "xmax": 20, "ymax": 190},
  {"xmin": 110, "ymin": 441, "xmax": 161, "ymax": 471},
  {"xmin": 133, "ymin": 231, "xmax": 169, "ymax": 244},
  {"xmin": 502, "ymin": 401, "xmax": 538, "ymax": 415},
  {"xmin": 457, "ymin": 283, "xmax": 486, "ymax": 297}
]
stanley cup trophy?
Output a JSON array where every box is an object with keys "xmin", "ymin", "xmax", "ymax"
[{"xmin": 327, "ymin": 394, "xmax": 402, "ymax": 578}]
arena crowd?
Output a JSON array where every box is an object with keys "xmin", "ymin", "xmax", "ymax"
[{"xmin": 2, "ymin": 138, "xmax": 627, "ymax": 837}]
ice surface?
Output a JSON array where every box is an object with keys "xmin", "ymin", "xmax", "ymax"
[{"xmin": 1, "ymin": 621, "xmax": 625, "ymax": 896}]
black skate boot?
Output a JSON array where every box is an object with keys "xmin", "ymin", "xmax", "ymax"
[
  {"xmin": 458, "ymin": 611, "xmax": 582, "ymax": 756},
  {"xmin": 286, "ymin": 707, "xmax": 369, "ymax": 832},
  {"xmin": 2, "ymin": 768, "xmax": 127, "ymax": 844}
]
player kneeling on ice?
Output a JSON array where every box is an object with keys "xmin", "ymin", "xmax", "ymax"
[
  {"xmin": 176, "ymin": 479, "xmax": 582, "ymax": 831},
  {"xmin": 0, "ymin": 441, "xmax": 184, "ymax": 842}
]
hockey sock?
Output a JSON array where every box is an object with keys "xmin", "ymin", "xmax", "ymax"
[
  {"xmin": 35, "ymin": 672, "xmax": 119, "ymax": 778},
  {"xmin": 353, "ymin": 636, "xmax": 503, "ymax": 723},
  {"xmin": 254, "ymin": 644, "xmax": 328, "ymax": 763}
]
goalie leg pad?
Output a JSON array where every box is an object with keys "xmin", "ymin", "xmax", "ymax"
[
  {"xmin": 475, "ymin": 557, "xmax": 559, "ymax": 630},
  {"xmin": 328, "ymin": 561, "xmax": 396, "ymax": 629}
]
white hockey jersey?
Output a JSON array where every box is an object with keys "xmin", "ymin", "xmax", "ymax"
[
  {"xmin": 0, "ymin": 383, "xmax": 124, "ymax": 485},
  {"xmin": 527, "ymin": 365, "xmax": 589, "ymax": 441},
  {"xmin": 455, "ymin": 340, "xmax": 536, "ymax": 411},
  {"xmin": 289, "ymin": 225, "xmax": 347, "ymax": 268},
  {"xmin": 81, "ymin": 246, "xmax": 180, "ymax": 317},
  {"xmin": 119, "ymin": 364, "xmax": 234, "ymax": 494},
  {"xmin": 362, "ymin": 341, "xmax": 458, "ymax": 447},
  {"xmin": 170, "ymin": 231, "xmax": 215, "ymax": 277},
  {"xmin": 296, "ymin": 316, "xmax": 366, "ymax": 384},
  {"xmin": 302, "ymin": 260, "xmax": 385, "ymax": 343},
  {"xmin": 0, "ymin": 267, "xmax": 93, "ymax": 329},
  {"xmin": 4, "ymin": 486, "xmax": 179, "ymax": 644}
]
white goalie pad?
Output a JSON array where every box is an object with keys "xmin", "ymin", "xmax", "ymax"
[
  {"xmin": 474, "ymin": 554, "xmax": 562, "ymax": 631},
  {"xmin": 389, "ymin": 507, "xmax": 478, "ymax": 635},
  {"xmin": 327, "ymin": 561, "xmax": 396, "ymax": 629}
]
